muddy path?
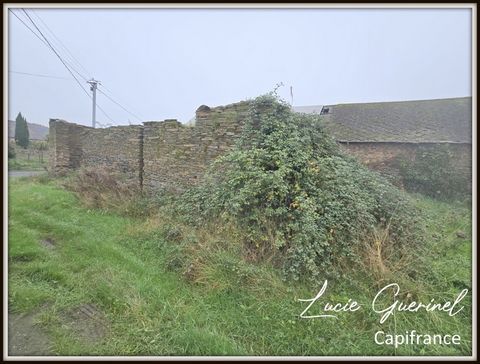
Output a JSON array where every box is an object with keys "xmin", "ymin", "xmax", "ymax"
[
  {"xmin": 8, "ymin": 303, "xmax": 108, "ymax": 357},
  {"xmin": 8, "ymin": 312, "xmax": 54, "ymax": 356}
]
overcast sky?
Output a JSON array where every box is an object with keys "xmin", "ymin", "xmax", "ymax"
[{"xmin": 7, "ymin": 7, "xmax": 472, "ymax": 127}]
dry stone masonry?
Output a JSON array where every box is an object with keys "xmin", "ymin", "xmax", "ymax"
[
  {"xmin": 49, "ymin": 120, "xmax": 143, "ymax": 185},
  {"xmin": 49, "ymin": 99, "xmax": 472, "ymax": 194},
  {"xmin": 49, "ymin": 101, "xmax": 250, "ymax": 193}
]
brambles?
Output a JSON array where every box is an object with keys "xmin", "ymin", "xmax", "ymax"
[
  {"xmin": 397, "ymin": 144, "xmax": 470, "ymax": 201},
  {"xmin": 178, "ymin": 95, "xmax": 424, "ymax": 282}
]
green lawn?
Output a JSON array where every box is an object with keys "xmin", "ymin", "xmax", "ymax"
[{"xmin": 8, "ymin": 178, "xmax": 472, "ymax": 356}]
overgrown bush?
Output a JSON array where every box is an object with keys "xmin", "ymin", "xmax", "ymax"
[
  {"xmin": 397, "ymin": 144, "xmax": 470, "ymax": 201},
  {"xmin": 177, "ymin": 95, "xmax": 424, "ymax": 282}
]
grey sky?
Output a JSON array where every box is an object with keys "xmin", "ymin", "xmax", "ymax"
[{"xmin": 8, "ymin": 7, "xmax": 472, "ymax": 127}]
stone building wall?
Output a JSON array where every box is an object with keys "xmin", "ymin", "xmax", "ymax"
[{"xmin": 341, "ymin": 142, "xmax": 472, "ymax": 186}]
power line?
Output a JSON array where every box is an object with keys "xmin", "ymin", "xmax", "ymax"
[
  {"xmin": 9, "ymin": 70, "xmax": 71, "ymax": 80},
  {"xmin": 32, "ymin": 11, "xmax": 143, "ymax": 123},
  {"xmin": 97, "ymin": 87, "xmax": 143, "ymax": 122},
  {"xmin": 10, "ymin": 9, "xmax": 85, "ymax": 80},
  {"xmin": 30, "ymin": 9, "xmax": 91, "ymax": 80},
  {"xmin": 29, "ymin": 11, "xmax": 139, "ymax": 124},
  {"xmin": 12, "ymin": 8, "xmax": 120, "ymax": 127},
  {"xmin": 96, "ymin": 103, "xmax": 116, "ymax": 124},
  {"xmin": 15, "ymin": 9, "xmax": 116, "ymax": 126},
  {"xmin": 9, "ymin": 9, "xmax": 49, "ymax": 47},
  {"xmin": 12, "ymin": 8, "xmax": 142, "ymax": 126},
  {"xmin": 21, "ymin": 9, "xmax": 92, "ymax": 98},
  {"xmin": 98, "ymin": 83, "xmax": 145, "ymax": 120}
]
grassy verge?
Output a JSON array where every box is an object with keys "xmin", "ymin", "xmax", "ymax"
[
  {"xmin": 8, "ymin": 157, "xmax": 47, "ymax": 171},
  {"xmin": 8, "ymin": 178, "xmax": 472, "ymax": 356}
]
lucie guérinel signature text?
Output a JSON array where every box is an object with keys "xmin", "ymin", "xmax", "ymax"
[{"xmin": 298, "ymin": 280, "xmax": 468, "ymax": 348}]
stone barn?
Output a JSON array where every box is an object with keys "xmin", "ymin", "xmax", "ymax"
[{"xmin": 295, "ymin": 97, "xmax": 472, "ymax": 184}]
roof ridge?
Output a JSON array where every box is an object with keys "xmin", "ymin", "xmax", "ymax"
[
  {"xmin": 331, "ymin": 96, "xmax": 472, "ymax": 107},
  {"xmin": 295, "ymin": 96, "xmax": 472, "ymax": 109}
]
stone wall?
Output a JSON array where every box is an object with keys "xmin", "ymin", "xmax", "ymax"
[
  {"xmin": 80, "ymin": 125, "xmax": 144, "ymax": 185},
  {"xmin": 49, "ymin": 103, "xmax": 472, "ymax": 194},
  {"xmin": 49, "ymin": 119, "xmax": 143, "ymax": 185},
  {"xmin": 49, "ymin": 120, "xmax": 84, "ymax": 174},
  {"xmin": 49, "ymin": 101, "xmax": 251, "ymax": 192},
  {"xmin": 341, "ymin": 142, "xmax": 472, "ymax": 187},
  {"xmin": 142, "ymin": 101, "xmax": 249, "ymax": 192}
]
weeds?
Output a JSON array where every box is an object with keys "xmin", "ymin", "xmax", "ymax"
[
  {"xmin": 8, "ymin": 179, "xmax": 473, "ymax": 355},
  {"xmin": 63, "ymin": 167, "xmax": 150, "ymax": 217}
]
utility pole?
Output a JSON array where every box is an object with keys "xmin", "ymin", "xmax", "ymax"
[{"xmin": 87, "ymin": 78, "xmax": 100, "ymax": 128}]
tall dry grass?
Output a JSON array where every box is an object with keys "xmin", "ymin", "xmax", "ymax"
[{"xmin": 63, "ymin": 167, "xmax": 146, "ymax": 216}]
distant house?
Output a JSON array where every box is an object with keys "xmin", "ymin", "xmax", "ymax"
[
  {"xmin": 8, "ymin": 120, "xmax": 49, "ymax": 141},
  {"xmin": 294, "ymin": 97, "xmax": 472, "ymax": 182}
]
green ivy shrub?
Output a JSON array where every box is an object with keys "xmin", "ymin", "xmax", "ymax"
[
  {"xmin": 178, "ymin": 95, "xmax": 424, "ymax": 282},
  {"xmin": 397, "ymin": 144, "xmax": 470, "ymax": 201}
]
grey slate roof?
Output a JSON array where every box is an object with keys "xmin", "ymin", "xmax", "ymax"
[{"xmin": 295, "ymin": 97, "xmax": 472, "ymax": 144}]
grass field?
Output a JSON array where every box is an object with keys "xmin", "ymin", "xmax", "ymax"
[
  {"xmin": 8, "ymin": 158, "xmax": 47, "ymax": 171},
  {"xmin": 7, "ymin": 177, "xmax": 472, "ymax": 356},
  {"xmin": 8, "ymin": 144, "xmax": 49, "ymax": 171},
  {"xmin": 8, "ymin": 155, "xmax": 48, "ymax": 171}
]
